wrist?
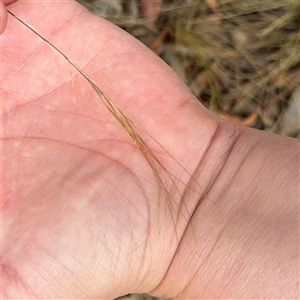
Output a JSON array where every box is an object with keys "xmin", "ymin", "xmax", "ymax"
[{"xmin": 150, "ymin": 122, "xmax": 299, "ymax": 298}]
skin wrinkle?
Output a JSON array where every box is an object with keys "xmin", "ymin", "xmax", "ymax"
[
  {"xmin": 177, "ymin": 216, "xmax": 233, "ymax": 299},
  {"xmin": 7, "ymin": 144, "xmax": 155, "ymax": 226},
  {"xmin": 3, "ymin": 136, "xmax": 155, "ymax": 216},
  {"xmin": 71, "ymin": 150, "xmax": 152, "ymax": 209},
  {"xmin": 4, "ymin": 136, "xmax": 137, "ymax": 162},
  {"xmin": 36, "ymin": 253, "xmax": 76, "ymax": 297},
  {"xmin": 177, "ymin": 125, "xmax": 221, "ymax": 211},
  {"xmin": 190, "ymin": 149, "xmax": 252, "ymax": 288},
  {"xmin": 3, "ymin": 63, "xmax": 69, "ymax": 116},
  {"xmin": 14, "ymin": 2, "xmax": 77, "ymax": 43},
  {"xmin": 222, "ymin": 134, "xmax": 297, "ymax": 217},
  {"xmin": 217, "ymin": 147, "xmax": 256, "ymax": 201},
  {"xmin": 220, "ymin": 227, "xmax": 278, "ymax": 296},
  {"xmin": 84, "ymin": 53, "xmax": 129, "ymax": 80},
  {"xmin": 203, "ymin": 132, "xmax": 260, "ymax": 212},
  {"xmin": 202, "ymin": 215, "xmax": 261, "ymax": 297},
  {"xmin": 2, "ymin": 46, "xmax": 39, "ymax": 83},
  {"xmin": 54, "ymin": 22, "xmax": 138, "ymax": 82},
  {"xmin": 1, "ymin": 20, "xmax": 67, "ymax": 82},
  {"xmin": 198, "ymin": 125, "xmax": 242, "ymax": 204},
  {"xmin": 150, "ymin": 121, "xmax": 219, "ymax": 293},
  {"xmin": 12, "ymin": 138, "xmax": 149, "ymax": 212},
  {"xmin": 74, "ymin": 47, "xmax": 135, "ymax": 84},
  {"xmin": 2, "ymin": 261, "xmax": 38, "ymax": 299},
  {"xmin": 150, "ymin": 121, "xmax": 244, "ymax": 297},
  {"xmin": 182, "ymin": 120, "xmax": 241, "ymax": 217}
]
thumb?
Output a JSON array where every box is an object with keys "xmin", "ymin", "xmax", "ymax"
[{"xmin": 0, "ymin": 0, "xmax": 8, "ymax": 34}]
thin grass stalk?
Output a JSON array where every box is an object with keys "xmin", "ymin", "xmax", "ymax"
[{"xmin": 7, "ymin": 10, "xmax": 204, "ymax": 232}]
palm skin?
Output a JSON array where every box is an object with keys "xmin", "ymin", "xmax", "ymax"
[{"xmin": 1, "ymin": 1, "xmax": 219, "ymax": 298}]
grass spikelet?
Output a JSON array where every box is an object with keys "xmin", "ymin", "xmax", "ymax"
[{"xmin": 7, "ymin": 10, "xmax": 197, "ymax": 229}]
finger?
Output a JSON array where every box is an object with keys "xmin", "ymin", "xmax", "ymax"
[{"xmin": 0, "ymin": 0, "xmax": 8, "ymax": 34}]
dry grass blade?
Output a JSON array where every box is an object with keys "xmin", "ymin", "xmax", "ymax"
[
  {"xmin": 7, "ymin": 10, "xmax": 186, "ymax": 300},
  {"xmin": 7, "ymin": 10, "xmax": 202, "ymax": 236}
]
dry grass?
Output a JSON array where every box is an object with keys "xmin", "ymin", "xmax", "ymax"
[{"xmin": 74, "ymin": 1, "xmax": 299, "ymax": 299}]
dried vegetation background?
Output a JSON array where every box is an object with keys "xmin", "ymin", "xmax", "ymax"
[{"xmin": 76, "ymin": 0, "xmax": 299, "ymax": 299}]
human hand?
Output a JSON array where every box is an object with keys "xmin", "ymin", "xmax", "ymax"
[
  {"xmin": 2, "ymin": 1, "xmax": 299, "ymax": 299},
  {"xmin": 1, "ymin": 0, "xmax": 220, "ymax": 298}
]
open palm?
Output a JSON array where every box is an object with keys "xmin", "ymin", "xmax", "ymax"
[{"xmin": 1, "ymin": 1, "xmax": 219, "ymax": 298}]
